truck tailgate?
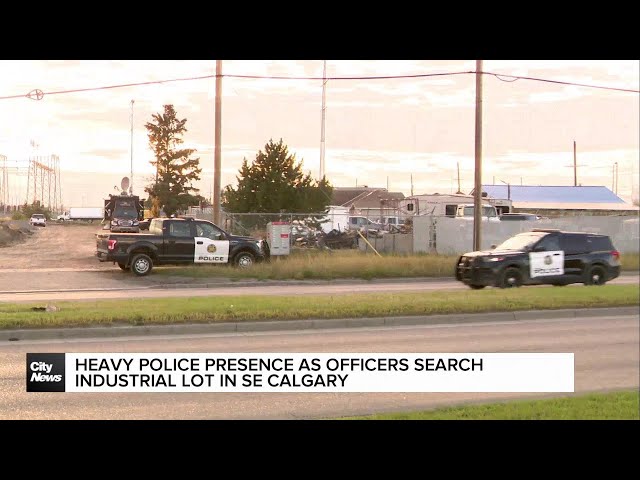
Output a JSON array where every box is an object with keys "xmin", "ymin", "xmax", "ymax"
[{"xmin": 96, "ymin": 232, "xmax": 111, "ymax": 253}]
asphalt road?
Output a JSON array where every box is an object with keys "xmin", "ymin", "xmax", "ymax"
[
  {"xmin": 1, "ymin": 273, "xmax": 637, "ymax": 303},
  {"xmin": 1, "ymin": 312, "xmax": 637, "ymax": 419}
]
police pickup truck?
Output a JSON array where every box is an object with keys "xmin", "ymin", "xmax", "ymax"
[
  {"xmin": 455, "ymin": 229, "xmax": 621, "ymax": 289},
  {"xmin": 96, "ymin": 217, "xmax": 268, "ymax": 276}
]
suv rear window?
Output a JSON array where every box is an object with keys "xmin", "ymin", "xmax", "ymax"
[
  {"xmin": 500, "ymin": 214, "xmax": 537, "ymax": 221},
  {"xmin": 561, "ymin": 233, "xmax": 613, "ymax": 254},
  {"xmin": 587, "ymin": 235, "xmax": 614, "ymax": 251}
]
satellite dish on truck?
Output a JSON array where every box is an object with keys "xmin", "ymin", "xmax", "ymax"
[{"xmin": 120, "ymin": 177, "xmax": 130, "ymax": 194}]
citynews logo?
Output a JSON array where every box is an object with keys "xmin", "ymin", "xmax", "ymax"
[{"xmin": 26, "ymin": 353, "xmax": 66, "ymax": 392}]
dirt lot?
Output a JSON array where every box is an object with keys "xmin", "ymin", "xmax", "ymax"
[
  {"xmin": 0, "ymin": 222, "xmax": 113, "ymax": 270},
  {"xmin": 0, "ymin": 222, "xmax": 215, "ymax": 293}
]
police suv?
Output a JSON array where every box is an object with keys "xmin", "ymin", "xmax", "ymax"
[
  {"xmin": 96, "ymin": 217, "xmax": 268, "ymax": 276},
  {"xmin": 455, "ymin": 229, "xmax": 621, "ymax": 289}
]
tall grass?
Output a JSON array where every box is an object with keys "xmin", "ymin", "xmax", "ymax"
[
  {"xmin": 622, "ymin": 252, "xmax": 639, "ymax": 271},
  {"xmin": 155, "ymin": 250, "xmax": 640, "ymax": 280}
]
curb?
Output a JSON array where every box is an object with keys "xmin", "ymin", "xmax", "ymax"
[
  {"xmin": 0, "ymin": 276, "xmax": 457, "ymax": 294},
  {"xmin": 1, "ymin": 306, "xmax": 637, "ymax": 342}
]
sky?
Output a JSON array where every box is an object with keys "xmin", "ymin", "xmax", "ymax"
[{"xmin": 0, "ymin": 60, "xmax": 638, "ymax": 210}]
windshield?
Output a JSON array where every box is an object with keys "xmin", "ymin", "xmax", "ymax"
[
  {"xmin": 462, "ymin": 206, "xmax": 496, "ymax": 217},
  {"xmin": 495, "ymin": 232, "xmax": 547, "ymax": 251},
  {"xmin": 113, "ymin": 205, "xmax": 138, "ymax": 218}
]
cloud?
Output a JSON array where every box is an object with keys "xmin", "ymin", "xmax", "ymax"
[{"xmin": 0, "ymin": 60, "xmax": 637, "ymax": 207}]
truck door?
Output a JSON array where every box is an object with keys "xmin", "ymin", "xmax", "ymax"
[
  {"xmin": 193, "ymin": 221, "xmax": 230, "ymax": 263},
  {"xmin": 164, "ymin": 221, "xmax": 195, "ymax": 262}
]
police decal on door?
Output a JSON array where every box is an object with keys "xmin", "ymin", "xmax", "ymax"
[
  {"xmin": 194, "ymin": 237, "xmax": 230, "ymax": 263},
  {"xmin": 529, "ymin": 250, "xmax": 564, "ymax": 277}
]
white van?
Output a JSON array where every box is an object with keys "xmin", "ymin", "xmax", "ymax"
[{"xmin": 455, "ymin": 204, "xmax": 500, "ymax": 222}]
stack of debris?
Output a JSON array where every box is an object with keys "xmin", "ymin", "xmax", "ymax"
[{"xmin": 0, "ymin": 221, "xmax": 33, "ymax": 248}]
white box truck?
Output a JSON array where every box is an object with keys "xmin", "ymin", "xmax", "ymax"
[{"xmin": 57, "ymin": 207, "xmax": 104, "ymax": 222}]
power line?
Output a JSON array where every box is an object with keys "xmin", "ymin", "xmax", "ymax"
[
  {"xmin": 485, "ymin": 71, "xmax": 638, "ymax": 93},
  {"xmin": 1, "ymin": 69, "xmax": 637, "ymax": 102},
  {"xmin": 224, "ymin": 71, "xmax": 474, "ymax": 81}
]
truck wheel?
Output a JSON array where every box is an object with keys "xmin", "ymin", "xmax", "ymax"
[
  {"xmin": 499, "ymin": 267, "xmax": 522, "ymax": 288},
  {"xmin": 130, "ymin": 253, "xmax": 153, "ymax": 276},
  {"xmin": 118, "ymin": 263, "xmax": 128, "ymax": 271},
  {"xmin": 235, "ymin": 252, "xmax": 255, "ymax": 268}
]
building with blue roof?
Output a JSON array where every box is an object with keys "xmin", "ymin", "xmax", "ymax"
[{"xmin": 471, "ymin": 185, "xmax": 638, "ymax": 216}]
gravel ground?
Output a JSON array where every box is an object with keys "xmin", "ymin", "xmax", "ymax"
[{"xmin": 0, "ymin": 222, "xmax": 112, "ymax": 270}]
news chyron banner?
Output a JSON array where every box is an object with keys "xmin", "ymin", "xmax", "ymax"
[{"xmin": 27, "ymin": 352, "xmax": 575, "ymax": 393}]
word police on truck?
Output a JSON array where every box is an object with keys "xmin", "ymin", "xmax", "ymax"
[{"xmin": 96, "ymin": 217, "xmax": 269, "ymax": 276}]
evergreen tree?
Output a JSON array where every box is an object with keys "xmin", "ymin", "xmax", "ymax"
[
  {"xmin": 144, "ymin": 105, "xmax": 202, "ymax": 217},
  {"xmin": 222, "ymin": 139, "xmax": 333, "ymax": 213}
]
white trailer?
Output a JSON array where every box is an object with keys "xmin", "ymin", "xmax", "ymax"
[
  {"xmin": 319, "ymin": 206, "xmax": 350, "ymax": 233},
  {"xmin": 57, "ymin": 207, "xmax": 104, "ymax": 222},
  {"xmin": 401, "ymin": 193, "xmax": 512, "ymax": 217}
]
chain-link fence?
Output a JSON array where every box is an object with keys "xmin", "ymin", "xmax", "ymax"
[
  {"xmin": 188, "ymin": 207, "xmax": 328, "ymax": 236},
  {"xmin": 411, "ymin": 214, "xmax": 640, "ymax": 255},
  {"xmin": 187, "ymin": 207, "xmax": 640, "ymax": 255},
  {"xmin": 361, "ymin": 213, "xmax": 640, "ymax": 255}
]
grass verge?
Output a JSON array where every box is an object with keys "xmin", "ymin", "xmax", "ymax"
[
  {"xmin": 339, "ymin": 390, "xmax": 640, "ymax": 420},
  {"xmin": 0, "ymin": 284, "xmax": 637, "ymax": 329},
  {"xmin": 152, "ymin": 250, "xmax": 640, "ymax": 280}
]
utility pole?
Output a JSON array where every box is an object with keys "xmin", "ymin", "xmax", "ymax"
[
  {"xmin": 130, "ymin": 99, "xmax": 134, "ymax": 194},
  {"xmin": 320, "ymin": 60, "xmax": 327, "ymax": 180},
  {"xmin": 473, "ymin": 60, "xmax": 483, "ymax": 251},
  {"xmin": 614, "ymin": 162, "xmax": 619, "ymax": 195},
  {"xmin": 457, "ymin": 161, "xmax": 462, "ymax": 194},
  {"xmin": 214, "ymin": 60, "xmax": 222, "ymax": 225},
  {"xmin": 565, "ymin": 142, "xmax": 585, "ymax": 186},
  {"xmin": 573, "ymin": 140, "xmax": 577, "ymax": 186},
  {"xmin": 410, "ymin": 174, "xmax": 414, "ymax": 196}
]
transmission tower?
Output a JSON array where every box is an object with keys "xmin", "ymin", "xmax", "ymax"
[
  {"xmin": 0, "ymin": 154, "xmax": 8, "ymax": 213},
  {"xmin": 26, "ymin": 154, "xmax": 62, "ymax": 211}
]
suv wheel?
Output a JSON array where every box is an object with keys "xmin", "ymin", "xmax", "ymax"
[
  {"xmin": 469, "ymin": 284, "xmax": 486, "ymax": 290},
  {"xmin": 130, "ymin": 253, "xmax": 153, "ymax": 276},
  {"xmin": 499, "ymin": 267, "xmax": 522, "ymax": 288},
  {"xmin": 584, "ymin": 265, "xmax": 607, "ymax": 286}
]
